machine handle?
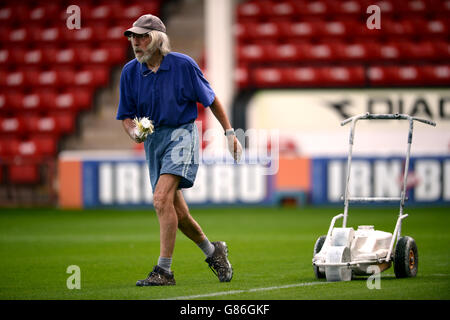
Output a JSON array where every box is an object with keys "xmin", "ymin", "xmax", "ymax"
[
  {"xmin": 412, "ymin": 117, "xmax": 436, "ymax": 126},
  {"xmin": 341, "ymin": 113, "xmax": 437, "ymax": 126}
]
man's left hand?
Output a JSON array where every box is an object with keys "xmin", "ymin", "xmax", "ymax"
[{"xmin": 227, "ymin": 135, "xmax": 243, "ymax": 162}]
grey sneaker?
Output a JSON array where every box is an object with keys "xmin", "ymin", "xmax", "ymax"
[
  {"xmin": 205, "ymin": 241, "xmax": 233, "ymax": 282},
  {"xmin": 136, "ymin": 265, "xmax": 176, "ymax": 286}
]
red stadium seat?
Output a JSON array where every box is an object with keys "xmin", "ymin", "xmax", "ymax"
[
  {"xmin": 78, "ymin": 46, "xmax": 126, "ymax": 66},
  {"xmin": 0, "ymin": 117, "xmax": 26, "ymax": 136},
  {"xmin": 399, "ymin": 41, "xmax": 437, "ymax": 61},
  {"xmin": 0, "ymin": 7, "xmax": 14, "ymax": 24},
  {"xmin": 31, "ymin": 136, "xmax": 57, "ymax": 156},
  {"xmin": 238, "ymin": 44, "xmax": 271, "ymax": 63},
  {"xmin": 73, "ymin": 26, "xmax": 97, "ymax": 43},
  {"xmin": 320, "ymin": 66, "xmax": 364, "ymax": 86},
  {"xmin": 52, "ymin": 112, "xmax": 75, "ymax": 134},
  {"xmin": 9, "ymin": 136, "xmax": 57, "ymax": 158},
  {"xmin": 269, "ymin": 1, "xmax": 296, "ymax": 20},
  {"xmin": 85, "ymin": 3, "xmax": 123, "ymax": 22},
  {"xmin": 421, "ymin": 65, "xmax": 450, "ymax": 85},
  {"xmin": 300, "ymin": 43, "xmax": 339, "ymax": 62},
  {"xmin": 235, "ymin": 65, "xmax": 249, "ymax": 88},
  {"xmin": 117, "ymin": 2, "xmax": 160, "ymax": 26},
  {"xmin": 366, "ymin": 0, "xmax": 395, "ymax": 16},
  {"xmin": 75, "ymin": 66, "xmax": 109, "ymax": 87},
  {"xmin": 4, "ymin": 91, "xmax": 23, "ymax": 110},
  {"xmin": 11, "ymin": 92, "xmax": 43, "ymax": 112},
  {"xmin": 23, "ymin": 48, "xmax": 45, "ymax": 65},
  {"xmin": 340, "ymin": 43, "xmax": 370, "ymax": 62},
  {"xmin": 237, "ymin": 1, "xmax": 266, "ymax": 21},
  {"xmin": 8, "ymin": 163, "xmax": 40, "ymax": 184},
  {"xmin": 43, "ymin": 48, "xmax": 80, "ymax": 65},
  {"xmin": 53, "ymin": 89, "xmax": 91, "ymax": 111},
  {"xmin": 26, "ymin": 69, "xmax": 59, "ymax": 87},
  {"xmin": 105, "ymin": 25, "xmax": 129, "ymax": 45},
  {"xmin": 28, "ymin": 4, "xmax": 59, "ymax": 22},
  {"xmin": 383, "ymin": 19, "xmax": 415, "ymax": 38},
  {"xmin": 292, "ymin": 0, "xmax": 331, "ymax": 17},
  {"xmin": 280, "ymin": 21, "xmax": 325, "ymax": 40},
  {"xmin": 23, "ymin": 115, "xmax": 58, "ymax": 135},
  {"xmin": 248, "ymin": 22, "xmax": 282, "ymax": 40},
  {"xmin": 322, "ymin": 21, "xmax": 349, "ymax": 38},
  {"xmin": 0, "ymin": 138, "xmax": 10, "ymax": 156},
  {"xmin": 0, "ymin": 49, "xmax": 11, "ymax": 65},
  {"xmin": 0, "ymin": 92, "xmax": 9, "ymax": 114},
  {"xmin": 0, "ymin": 70, "xmax": 26, "ymax": 88},
  {"xmin": 52, "ymin": 92, "xmax": 76, "ymax": 111},
  {"xmin": 274, "ymin": 43, "xmax": 303, "ymax": 62},
  {"xmin": 413, "ymin": 19, "xmax": 449, "ymax": 38},
  {"xmin": 22, "ymin": 114, "xmax": 74, "ymax": 136},
  {"xmin": 253, "ymin": 67, "xmax": 285, "ymax": 87},
  {"xmin": 378, "ymin": 43, "xmax": 402, "ymax": 61},
  {"xmin": 284, "ymin": 67, "xmax": 322, "ymax": 87},
  {"xmin": 6, "ymin": 27, "xmax": 31, "ymax": 44},
  {"xmin": 32, "ymin": 26, "xmax": 65, "ymax": 44},
  {"xmin": 432, "ymin": 41, "xmax": 450, "ymax": 60},
  {"xmin": 3, "ymin": 48, "xmax": 26, "ymax": 65},
  {"xmin": 331, "ymin": 0, "xmax": 363, "ymax": 18}
]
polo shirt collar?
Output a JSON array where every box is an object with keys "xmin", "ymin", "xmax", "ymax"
[
  {"xmin": 140, "ymin": 55, "xmax": 170, "ymax": 76},
  {"xmin": 159, "ymin": 55, "xmax": 170, "ymax": 71}
]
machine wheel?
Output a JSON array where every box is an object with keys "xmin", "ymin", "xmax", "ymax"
[
  {"xmin": 394, "ymin": 236, "xmax": 418, "ymax": 278},
  {"xmin": 313, "ymin": 235, "xmax": 326, "ymax": 279}
]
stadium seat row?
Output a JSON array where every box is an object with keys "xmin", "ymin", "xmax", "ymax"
[
  {"xmin": 0, "ymin": 2, "xmax": 160, "ymax": 23},
  {"xmin": 236, "ymin": 64, "xmax": 450, "ymax": 88},
  {"xmin": 237, "ymin": 0, "xmax": 450, "ymax": 20},
  {"xmin": 0, "ymin": 25, "xmax": 130, "ymax": 45},
  {"xmin": 0, "ymin": 67, "xmax": 109, "ymax": 88},
  {"xmin": 0, "ymin": 114, "xmax": 75, "ymax": 137},
  {"xmin": 237, "ymin": 41, "xmax": 450, "ymax": 63},
  {"xmin": 3, "ymin": 162, "xmax": 41, "ymax": 184},
  {"xmin": 0, "ymin": 136, "xmax": 57, "ymax": 158},
  {"xmin": 0, "ymin": 46, "xmax": 126, "ymax": 67},
  {"xmin": 235, "ymin": 19, "xmax": 449, "ymax": 41},
  {"xmin": 0, "ymin": 0, "xmax": 159, "ymax": 186},
  {"xmin": 0, "ymin": 89, "xmax": 92, "ymax": 113}
]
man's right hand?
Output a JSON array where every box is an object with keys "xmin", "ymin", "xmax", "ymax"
[{"xmin": 122, "ymin": 118, "xmax": 145, "ymax": 143}]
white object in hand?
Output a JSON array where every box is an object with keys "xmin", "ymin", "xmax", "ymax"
[{"xmin": 133, "ymin": 117, "xmax": 154, "ymax": 140}]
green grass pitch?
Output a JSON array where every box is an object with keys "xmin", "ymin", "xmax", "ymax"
[{"xmin": 0, "ymin": 206, "xmax": 448, "ymax": 300}]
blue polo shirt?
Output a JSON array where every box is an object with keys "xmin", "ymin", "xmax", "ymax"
[{"xmin": 116, "ymin": 52, "xmax": 216, "ymax": 126}]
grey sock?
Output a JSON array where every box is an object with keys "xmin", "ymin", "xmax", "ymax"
[
  {"xmin": 157, "ymin": 256, "xmax": 172, "ymax": 272},
  {"xmin": 197, "ymin": 238, "xmax": 215, "ymax": 258}
]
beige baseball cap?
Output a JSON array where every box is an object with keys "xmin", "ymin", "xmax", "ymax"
[{"xmin": 124, "ymin": 14, "xmax": 166, "ymax": 36}]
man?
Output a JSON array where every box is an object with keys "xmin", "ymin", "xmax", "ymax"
[{"xmin": 116, "ymin": 14, "xmax": 242, "ymax": 286}]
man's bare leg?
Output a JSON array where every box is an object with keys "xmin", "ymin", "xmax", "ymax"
[
  {"xmin": 174, "ymin": 190, "xmax": 215, "ymax": 257},
  {"xmin": 153, "ymin": 174, "xmax": 180, "ymax": 260},
  {"xmin": 174, "ymin": 190, "xmax": 205, "ymax": 243}
]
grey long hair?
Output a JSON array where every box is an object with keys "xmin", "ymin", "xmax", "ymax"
[{"xmin": 147, "ymin": 30, "xmax": 171, "ymax": 56}]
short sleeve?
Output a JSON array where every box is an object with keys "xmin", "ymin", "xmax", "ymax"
[{"xmin": 186, "ymin": 59, "xmax": 216, "ymax": 108}]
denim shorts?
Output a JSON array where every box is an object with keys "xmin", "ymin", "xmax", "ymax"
[{"xmin": 144, "ymin": 122, "xmax": 199, "ymax": 191}]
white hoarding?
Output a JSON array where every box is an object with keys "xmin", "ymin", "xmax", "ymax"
[{"xmin": 247, "ymin": 89, "xmax": 449, "ymax": 156}]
